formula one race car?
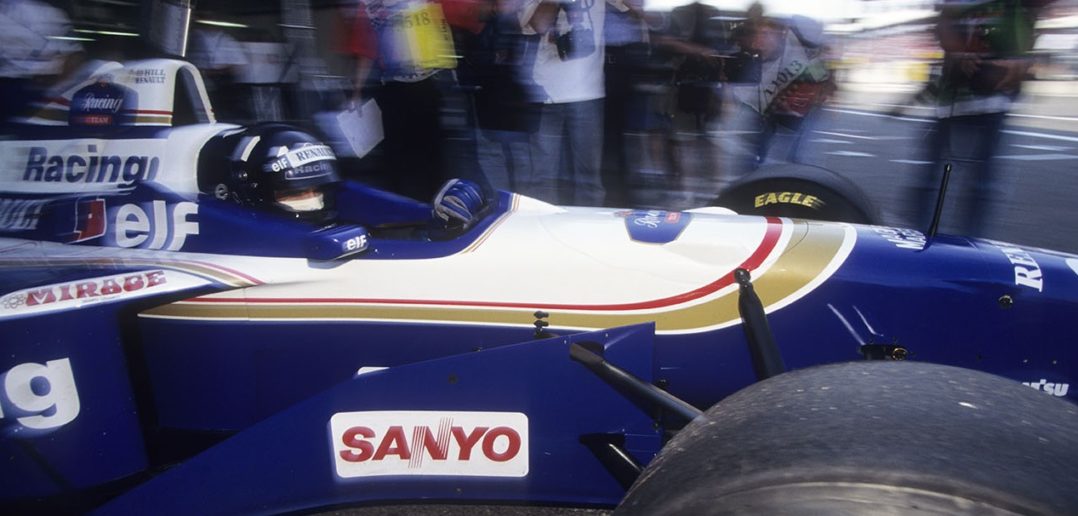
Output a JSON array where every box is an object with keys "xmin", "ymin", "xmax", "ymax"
[{"xmin": 2, "ymin": 60, "xmax": 1077, "ymax": 514}]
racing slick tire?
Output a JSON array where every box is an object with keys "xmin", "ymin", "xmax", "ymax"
[
  {"xmin": 616, "ymin": 362, "xmax": 1078, "ymax": 515},
  {"xmin": 713, "ymin": 164, "xmax": 879, "ymax": 224}
]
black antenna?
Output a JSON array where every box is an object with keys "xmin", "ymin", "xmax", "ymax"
[{"xmin": 927, "ymin": 162, "xmax": 952, "ymax": 239}]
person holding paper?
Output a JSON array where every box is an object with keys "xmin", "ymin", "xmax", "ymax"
[{"xmin": 348, "ymin": 0, "xmax": 488, "ymax": 201}]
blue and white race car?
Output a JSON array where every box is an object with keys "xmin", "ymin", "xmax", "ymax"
[{"xmin": 2, "ymin": 59, "xmax": 1077, "ymax": 514}]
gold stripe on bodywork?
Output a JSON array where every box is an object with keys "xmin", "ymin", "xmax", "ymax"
[
  {"xmin": 132, "ymin": 115, "xmax": 172, "ymax": 125},
  {"xmin": 143, "ymin": 221, "xmax": 850, "ymax": 333}
]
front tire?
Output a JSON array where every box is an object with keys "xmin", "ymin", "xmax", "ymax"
[{"xmin": 617, "ymin": 362, "xmax": 1078, "ymax": 515}]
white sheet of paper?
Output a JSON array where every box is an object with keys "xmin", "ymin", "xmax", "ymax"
[{"xmin": 314, "ymin": 100, "xmax": 384, "ymax": 159}]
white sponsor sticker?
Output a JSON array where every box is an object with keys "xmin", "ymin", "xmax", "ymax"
[
  {"xmin": 269, "ymin": 144, "xmax": 335, "ymax": 172},
  {"xmin": 995, "ymin": 245, "xmax": 1044, "ymax": 292},
  {"xmin": 1, "ymin": 139, "xmax": 166, "ymax": 194},
  {"xmin": 1023, "ymin": 379, "xmax": 1070, "ymax": 397},
  {"xmin": 329, "ymin": 410, "xmax": 529, "ymax": 479},
  {"xmin": 1067, "ymin": 258, "xmax": 1078, "ymax": 278},
  {"xmin": 0, "ymin": 270, "xmax": 207, "ymax": 319},
  {"xmin": 872, "ymin": 226, "xmax": 926, "ymax": 251}
]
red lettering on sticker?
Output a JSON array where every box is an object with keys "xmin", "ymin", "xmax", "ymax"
[
  {"xmin": 99, "ymin": 278, "xmax": 122, "ymax": 296},
  {"xmin": 123, "ymin": 274, "xmax": 145, "ymax": 292},
  {"xmin": 75, "ymin": 281, "xmax": 98, "ymax": 299},
  {"xmin": 482, "ymin": 427, "xmax": 522, "ymax": 462},
  {"xmin": 452, "ymin": 426, "xmax": 487, "ymax": 460},
  {"xmin": 418, "ymin": 426, "xmax": 449, "ymax": 461},
  {"xmin": 25, "ymin": 288, "xmax": 56, "ymax": 306},
  {"xmin": 339, "ymin": 426, "xmax": 375, "ymax": 462},
  {"xmin": 338, "ymin": 423, "xmax": 525, "ymax": 465},
  {"xmin": 145, "ymin": 270, "xmax": 166, "ymax": 287},
  {"xmin": 57, "ymin": 284, "xmax": 74, "ymax": 301},
  {"xmin": 373, "ymin": 426, "xmax": 411, "ymax": 460}
]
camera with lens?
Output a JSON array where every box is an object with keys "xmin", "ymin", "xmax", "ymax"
[
  {"xmin": 720, "ymin": 51, "xmax": 762, "ymax": 84},
  {"xmin": 555, "ymin": 0, "xmax": 596, "ymax": 61}
]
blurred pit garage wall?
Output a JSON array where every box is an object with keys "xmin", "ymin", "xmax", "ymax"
[{"xmin": 139, "ymin": 0, "xmax": 344, "ymax": 126}]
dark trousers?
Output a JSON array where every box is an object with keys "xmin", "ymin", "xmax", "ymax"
[
  {"xmin": 375, "ymin": 77, "xmax": 445, "ymax": 202},
  {"xmin": 910, "ymin": 112, "xmax": 1007, "ymax": 236}
]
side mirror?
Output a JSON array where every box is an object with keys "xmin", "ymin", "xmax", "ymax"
[{"xmin": 305, "ymin": 224, "xmax": 370, "ymax": 261}]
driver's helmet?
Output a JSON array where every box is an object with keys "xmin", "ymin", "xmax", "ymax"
[{"xmin": 227, "ymin": 126, "xmax": 340, "ymax": 221}]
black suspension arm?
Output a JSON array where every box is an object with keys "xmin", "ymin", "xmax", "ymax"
[
  {"xmin": 735, "ymin": 268, "xmax": 785, "ymax": 380},
  {"xmin": 569, "ymin": 342, "xmax": 702, "ymax": 427}
]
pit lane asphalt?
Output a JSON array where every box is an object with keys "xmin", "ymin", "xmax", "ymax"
[{"xmin": 314, "ymin": 504, "xmax": 609, "ymax": 515}]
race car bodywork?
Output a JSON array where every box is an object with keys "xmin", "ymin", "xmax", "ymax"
[{"xmin": 2, "ymin": 60, "xmax": 1077, "ymax": 513}]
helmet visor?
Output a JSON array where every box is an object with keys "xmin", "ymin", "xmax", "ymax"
[{"xmin": 275, "ymin": 187, "xmax": 326, "ymax": 213}]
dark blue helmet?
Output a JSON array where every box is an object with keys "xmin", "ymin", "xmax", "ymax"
[{"xmin": 208, "ymin": 124, "xmax": 341, "ymax": 222}]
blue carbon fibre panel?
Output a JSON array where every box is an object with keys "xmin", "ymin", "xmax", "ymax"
[
  {"xmin": 97, "ymin": 324, "xmax": 662, "ymax": 514},
  {"xmin": 0, "ymin": 304, "xmax": 147, "ymax": 499},
  {"xmin": 140, "ymin": 320, "xmax": 537, "ymax": 430}
]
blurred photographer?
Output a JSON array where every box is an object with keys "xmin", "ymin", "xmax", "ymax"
[
  {"xmin": 517, "ymin": 0, "xmax": 607, "ymax": 205},
  {"xmin": 725, "ymin": 12, "xmax": 833, "ymax": 172},
  {"xmin": 905, "ymin": 0, "xmax": 1051, "ymax": 237}
]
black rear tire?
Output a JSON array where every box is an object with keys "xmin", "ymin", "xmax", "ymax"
[
  {"xmin": 714, "ymin": 164, "xmax": 879, "ymax": 224},
  {"xmin": 617, "ymin": 362, "xmax": 1078, "ymax": 515}
]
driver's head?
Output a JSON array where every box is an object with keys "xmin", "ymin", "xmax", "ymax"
[
  {"xmin": 274, "ymin": 186, "xmax": 327, "ymax": 213},
  {"xmin": 224, "ymin": 125, "xmax": 341, "ymax": 222}
]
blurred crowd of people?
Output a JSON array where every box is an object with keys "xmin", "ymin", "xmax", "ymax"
[
  {"xmin": 328, "ymin": 0, "xmax": 842, "ymax": 205},
  {"xmin": 0, "ymin": 0, "xmax": 1056, "ymax": 234}
]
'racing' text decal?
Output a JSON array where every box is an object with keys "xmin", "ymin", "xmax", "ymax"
[{"xmin": 0, "ymin": 358, "xmax": 80, "ymax": 432}]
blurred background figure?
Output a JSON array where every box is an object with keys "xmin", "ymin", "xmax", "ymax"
[
  {"xmin": 347, "ymin": 0, "xmax": 488, "ymax": 201},
  {"xmin": 460, "ymin": 0, "xmax": 540, "ymax": 195},
  {"xmin": 724, "ymin": 6, "xmax": 834, "ymax": 174},
  {"xmin": 187, "ymin": 12, "xmax": 250, "ymax": 122},
  {"xmin": 601, "ymin": 0, "xmax": 661, "ymax": 206},
  {"xmin": 904, "ymin": 0, "xmax": 1051, "ymax": 237},
  {"xmin": 518, "ymin": 0, "xmax": 606, "ymax": 205},
  {"xmin": 646, "ymin": 0, "xmax": 743, "ymax": 195},
  {"xmin": 666, "ymin": 0, "xmax": 724, "ymax": 135},
  {"xmin": 766, "ymin": 16, "xmax": 835, "ymax": 165},
  {"xmin": 0, "ymin": 0, "xmax": 83, "ymax": 122}
]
